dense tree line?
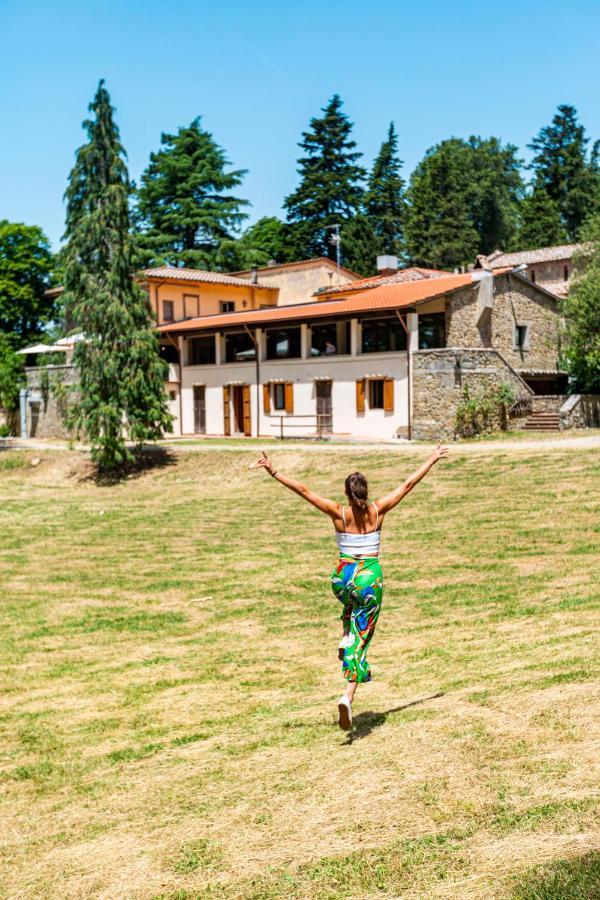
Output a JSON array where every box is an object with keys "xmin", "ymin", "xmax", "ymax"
[
  {"xmin": 133, "ymin": 96, "xmax": 600, "ymax": 275},
  {"xmin": 1, "ymin": 85, "xmax": 600, "ymax": 434}
]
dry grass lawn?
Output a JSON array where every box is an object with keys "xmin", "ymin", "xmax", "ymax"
[{"xmin": 0, "ymin": 444, "xmax": 598, "ymax": 899}]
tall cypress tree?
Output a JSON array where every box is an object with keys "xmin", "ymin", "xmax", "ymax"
[
  {"xmin": 136, "ymin": 118, "xmax": 249, "ymax": 269},
  {"xmin": 518, "ymin": 184, "xmax": 568, "ymax": 249},
  {"xmin": 364, "ymin": 123, "xmax": 406, "ymax": 258},
  {"xmin": 528, "ymin": 105, "xmax": 600, "ymax": 239},
  {"xmin": 284, "ymin": 95, "xmax": 366, "ymax": 259},
  {"xmin": 340, "ymin": 215, "xmax": 380, "ymax": 276},
  {"xmin": 63, "ymin": 80, "xmax": 171, "ymax": 472}
]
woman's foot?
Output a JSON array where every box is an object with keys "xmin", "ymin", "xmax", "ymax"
[
  {"xmin": 338, "ymin": 633, "xmax": 352, "ymax": 661},
  {"xmin": 337, "ymin": 694, "xmax": 352, "ymax": 730}
]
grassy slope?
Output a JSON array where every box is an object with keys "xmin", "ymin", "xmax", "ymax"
[{"xmin": 0, "ymin": 446, "xmax": 598, "ymax": 899}]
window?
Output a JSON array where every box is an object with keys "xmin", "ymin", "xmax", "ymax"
[
  {"xmin": 368, "ymin": 379, "xmax": 384, "ymax": 409},
  {"xmin": 169, "ymin": 390, "xmax": 177, "ymax": 401},
  {"xmin": 265, "ymin": 327, "xmax": 301, "ymax": 360},
  {"xmin": 310, "ymin": 321, "xmax": 350, "ymax": 356},
  {"xmin": 418, "ymin": 313, "xmax": 446, "ymax": 349},
  {"xmin": 361, "ymin": 317, "xmax": 406, "ymax": 353},
  {"xmin": 531, "ymin": 269, "xmax": 536, "ymax": 283},
  {"xmin": 220, "ymin": 301, "xmax": 235, "ymax": 313},
  {"xmin": 183, "ymin": 294, "xmax": 199, "ymax": 318},
  {"xmin": 563, "ymin": 265, "xmax": 569, "ymax": 281},
  {"xmin": 163, "ymin": 300, "xmax": 174, "ymax": 322},
  {"xmin": 273, "ymin": 383, "xmax": 286, "ymax": 410},
  {"xmin": 189, "ymin": 336, "xmax": 216, "ymax": 365},
  {"xmin": 514, "ymin": 323, "xmax": 530, "ymax": 351},
  {"xmin": 224, "ymin": 331, "xmax": 255, "ymax": 362},
  {"xmin": 159, "ymin": 342, "xmax": 179, "ymax": 364}
]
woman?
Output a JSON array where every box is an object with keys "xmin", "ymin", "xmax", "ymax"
[{"xmin": 254, "ymin": 443, "xmax": 449, "ymax": 730}]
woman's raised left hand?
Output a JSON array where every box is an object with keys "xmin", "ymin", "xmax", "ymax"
[{"xmin": 429, "ymin": 441, "xmax": 449, "ymax": 463}]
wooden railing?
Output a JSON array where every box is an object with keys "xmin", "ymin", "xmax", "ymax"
[{"xmin": 269, "ymin": 413, "xmax": 332, "ymax": 440}]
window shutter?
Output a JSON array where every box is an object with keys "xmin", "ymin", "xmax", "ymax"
[
  {"xmin": 242, "ymin": 384, "xmax": 252, "ymax": 436},
  {"xmin": 223, "ymin": 385, "xmax": 230, "ymax": 435},
  {"xmin": 356, "ymin": 378, "xmax": 365, "ymax": 413},
  {"xmin": 383, "ymin": 378, "xmax": 394, "ymax": 412},
  {"xmin": 263, "ymin": 382, "xmax": 271, "ymax": 414},
  {"xmin": 284, "ymin": 382, "xmax": 294, "ymax": 414}
]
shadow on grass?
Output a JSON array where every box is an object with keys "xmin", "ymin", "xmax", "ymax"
[
  {"xmin": 345, "ymin": 691, "xmax": 445, "ymax": 745},
  {"xmin": 509, "ymin": 850, "xmax": 600, "ymax": 899},
  {"xmin": 91, "ymin": 444, "xmax": 178, "ymax": 485}
]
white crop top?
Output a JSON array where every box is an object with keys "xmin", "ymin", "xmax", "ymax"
[{"xmin": 335, "ymin": 502, "xmax": 381, "ymax": 558}]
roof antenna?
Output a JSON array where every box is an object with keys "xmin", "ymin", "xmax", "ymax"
[{"xmin": 328, "ymin": 224, "xmax": 341, "ymax": 278}]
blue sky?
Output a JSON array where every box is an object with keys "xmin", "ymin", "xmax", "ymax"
[{"xmin": 2, "ymin": 0, "xmax": 599, "ymax": 250}]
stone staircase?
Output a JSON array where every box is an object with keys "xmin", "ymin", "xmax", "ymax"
[{"xmin": 523, "ymin": 410, "xmax": 561, "ymax": 431}]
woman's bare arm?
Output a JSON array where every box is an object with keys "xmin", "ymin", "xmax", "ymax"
[
  {"xmin": 253, "ymin": 450, "xmax": 340, "ymax": 519},
  {"xmin": 375, "ymin": 443, "xmax": 449, "ymax": 515}
]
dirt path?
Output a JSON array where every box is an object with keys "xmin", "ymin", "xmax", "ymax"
[{"xmin": 4, "ymin": 433, "xmax": 600, "ymax": 456}]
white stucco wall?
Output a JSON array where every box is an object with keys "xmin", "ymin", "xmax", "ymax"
[{"xmin": 179, "ymin": 352, "xmax": 409, "ymax": 439}]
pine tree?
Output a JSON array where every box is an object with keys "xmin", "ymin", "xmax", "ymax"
[
  {"xmin": 62, "ymin": 80, "xmax": 172, "ymax": 473},
  {"xmin": 518, "ymin": 184, "xmax": 568, "ymax": 249},
  {"xmin": 562, "ymin": 214, "xmax": 600, "ymax": 391},
  {"xmin": 284, "ymin": 95, "xmax": 366, "ymax": 259},
  {"xmin": 528, "ymin": 104, "xmax": 600, "ymax": 239},
  {"xmin": 340, "ymin": 215, "xmax": 379, "ymax": 276},
  {"xmin": 136, "ymin": 118, "xmax": 248, "ymax": 268},
  {"xmin": 405, "ymin": 140, "xmax": 478, "ymax": 269},
  {"xmin": 364, "ymin": 123, "xmax": 406, "ymax": 258}
]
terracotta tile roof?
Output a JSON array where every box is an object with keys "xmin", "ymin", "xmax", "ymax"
[
  {"xmin": 232, "ymin": 257, "xmax": 360, "ymax": 279},
  {"xmin": 159, "ymin": 273, "xmax": 473, "ymax": 334},
  {"xmin": 142, "ymin": 267, "xmax": 278, "ymax": 290},
  {"xmin": 318, "ymin": 266, "xmax": 450, "ymax": 296},
  {"xmin": 477, "ymin": 244, "xmax": 580, "ymax": 269},
  {"xmin": 540, "ymin": 281, "xmax": 570, "ymax": 298}
]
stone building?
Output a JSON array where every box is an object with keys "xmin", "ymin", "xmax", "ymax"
[{"xmin": 475, "ymin": 244, "xmax": 580, "ymax": 299}]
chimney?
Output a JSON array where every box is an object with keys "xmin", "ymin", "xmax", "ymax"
[
  {"xmin": 250, "ymin": 267, "xmax": 258, "ymax": 285},
  {"xmin": 376, "ymin": 254, "xmax": 398, "ymax": 276}
]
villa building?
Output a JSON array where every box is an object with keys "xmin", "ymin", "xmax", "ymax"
[
  {"xmin": 158, "ymin": 265, "xmax": 567, "ymax": 440},
  {"xmin": 475, "ymin": 244, "xmax": 580, "ymax": 298}
]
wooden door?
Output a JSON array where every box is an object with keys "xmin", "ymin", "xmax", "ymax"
[
  {"xmin": 242, "ymin": 384, "xmax": 251, "ymax": 436},
  {"xmin": 223, "ymin": 385, "xmax": 230, "ymax": 435},
  {"xmin": 316, "ymin": 380, "xmax": 332, "ymax": 434},
  {"xmin": 193, "ymin": 386, "xmax": 206, "ymax": 434}
]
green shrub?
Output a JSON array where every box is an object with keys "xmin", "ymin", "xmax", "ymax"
[
  {"xmin": 0, "ymin": 423, "xmax": 10, "ymax": 437},
  {"xmin": 454, "ymin": 382, "xmax": 516, "ymax": 438}
]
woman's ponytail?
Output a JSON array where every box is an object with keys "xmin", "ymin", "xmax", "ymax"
[{"xmin": 344, "ymin": 472, "xmax": 369, "ymax": 510}]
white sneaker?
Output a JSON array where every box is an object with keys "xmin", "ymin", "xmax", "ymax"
[{"xmin": 338, "ymin": 694, "xmax": 352, "ymax": 731}]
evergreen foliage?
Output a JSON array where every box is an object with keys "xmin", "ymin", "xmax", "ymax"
[
  {"xmin": 562, "ymin": 214, "xmax": 600, "ymax": 391},
  {"xmin": 405, "ymin": 137, "xmax": 523, "ymax": 269},
  {"xmin": 519, "ymin": 184, "xmax": 568, "ymax": 249},
  {"xmin": 136, "ymin": 117, "xmax": 249, "ymax": 268},
  {"xmin": 528, "ymin": 104, "xmax": 600, "ymax": 239},
  {"xmin": 340, "ymin": 215, "xmax": 379, "ymax": 275},
  {"xmin": 284, "ymin": 95, "xmax": 366, "ymax": 259},
  {"xmin": 0, "ymin": 220, "xmax": 55, "ymax": 345},
  {"xmin": 62, "ymin": 80, "xmax": 172, "ymax": 473},
  {"xmin": 405, "ymin": 140, "xmax": 479, "ymax": 269},
  {"xmin": 364, "ymin": 123, "xmax": 406, "ymax": 258}
]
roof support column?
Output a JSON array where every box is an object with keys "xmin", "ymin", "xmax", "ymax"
[
  {"xmin": 350, "ymin": 318, "xmax": 359, "ymax": 356},
  {"xmin": 215, "ymin": 333, "xmax": 222, "ymax": 365},
  {"xmin": 301, "ymin": 324, "xmax": 309, "ymax": 359},
  {"xmin": 407, "ymin": 313, "xmax": 419, "ymax": 352}
]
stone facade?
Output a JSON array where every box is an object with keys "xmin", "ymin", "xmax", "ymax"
[
  {"xmin": 25, "ymin": 365, "xmax": 78, "ymax": 439},
  {"xmin": 560, "ymin": 394, "xmax": 600, "ymax": 429},
  {"xmin": 445, "ymin": 275, "xmax": 561, "ymax": 374},
  {"xmin": 411, "ymin": 348, "xmax": 533, "ymax": 440}
]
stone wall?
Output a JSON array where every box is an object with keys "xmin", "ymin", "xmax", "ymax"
[
  {"xmin": 445, "ymin": 274, "xmax": 561, "ymax": 373},
  {"xmin": 531, "ymin": 394, "xmax": 565, "ymax": 414},
  {"xmin": 560, "ymin": 394, "xmax": 600, "ymax": 429},
  {"xmin": 411, "ymin": 348, "xmax": 533, "ymax": 440},
  {"xmin": 25, "ymin": 365, "xmax": 78, "ymax": 439}
]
